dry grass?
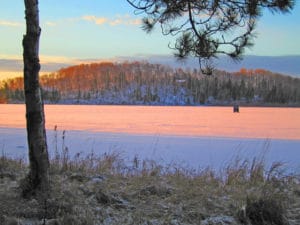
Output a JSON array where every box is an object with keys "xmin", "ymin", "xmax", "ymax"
[{"xmin": 0, "ymin": 139, "xmax": 300, "ymax": 225}]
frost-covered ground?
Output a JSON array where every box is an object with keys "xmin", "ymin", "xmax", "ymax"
[{"xmin": 1, "ymin": 127, "xmax": 300, "ymax": 172}]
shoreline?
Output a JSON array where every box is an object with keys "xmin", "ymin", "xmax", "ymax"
[{"xmin": 2, "ymin": 102, "xmax": 300, "ymax": 108}]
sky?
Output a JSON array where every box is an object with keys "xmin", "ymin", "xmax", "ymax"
[{"xmin": 0, "ymin": 0, "xmax": 300, "ymax": 79}]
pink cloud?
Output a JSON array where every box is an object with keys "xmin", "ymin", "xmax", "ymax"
[{"xmin": 82, "ymin": 15, "xmax": 141, "ymax": 26}]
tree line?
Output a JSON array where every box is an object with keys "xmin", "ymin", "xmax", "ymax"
[{"xmin": 1, "ymin": 61, "xmax": 299, "ymax": 105}]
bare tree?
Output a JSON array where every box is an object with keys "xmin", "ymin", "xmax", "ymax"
[
  {"xmin": 22, "ymin": 0, "xmax": 49, "ymax": 197},
  {"xmin": 127, "ymin": 0, "xmax": 294, "ymax": 74}
]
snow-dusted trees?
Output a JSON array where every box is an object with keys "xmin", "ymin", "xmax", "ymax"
[
  {"xmin": 2, "ymin": 61, "xmax": 300, "ymax": 105},
  {"xmin": 3, "ymin": 62, "xmax": 299, "ymax": 105}
]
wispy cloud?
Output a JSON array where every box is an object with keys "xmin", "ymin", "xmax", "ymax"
[
  {"xmin": 82, "ymin": 15, "xmax": 108, "ymax": 25},
  {"xmin": 0, "ymin": 20, "xmax": 22, "ymax": 27},
  {"xmin": 0, "ymin": 54, "xmax": 76, "ymax": 75},
  {"xmin": 0, "ymin": 54, "xmax": 116, "ymax": 76},
  {"xmin": 43, "ymin": 14, "xmax": 141, "ymax": 27},
  {"xmin": 39, "ymin": 55, "xmax": 84, "ymax": 65},
  {"xmin": 45, "ymin": 21, "xmax": 57, "ymax": 27},
  {"xmin": 82, "ymin": 14, "xmax": 141, "ymax": 26}
]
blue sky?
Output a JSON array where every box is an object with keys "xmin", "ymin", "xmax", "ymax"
[{"xmin": 0, "ymin": 0, "xmax": 299, "ymax": 77}]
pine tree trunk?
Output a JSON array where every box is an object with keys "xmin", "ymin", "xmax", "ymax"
[{"xmin": 22, "ymin": 0, "xmax": 49, "ymax": 197}]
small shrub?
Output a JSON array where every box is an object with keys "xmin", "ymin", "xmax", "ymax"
[
  {"xmin": 0, "ymin": 154, "xmax": 25, "ymax": 176},
  {"xmin": 245, "ymin": 197, "xmax": 288, "ymax": 225}
]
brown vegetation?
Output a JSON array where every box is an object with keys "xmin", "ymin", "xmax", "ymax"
[{"xmin": 1, "ymin": 148, "xmax": 300, "ymax": 225}]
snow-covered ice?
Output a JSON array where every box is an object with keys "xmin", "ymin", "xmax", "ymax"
[
  {"xmin": 1, "ymin": 127, "xmax": 299, "ymax": 172},
  {"xmin": 1, "ymin": 105, "xmax": 299, "ymax": 172}
]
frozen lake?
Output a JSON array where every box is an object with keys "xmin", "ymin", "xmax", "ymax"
[{"xmin": 1, "ymin": 104, "xmax": 300, "ymax": 171}]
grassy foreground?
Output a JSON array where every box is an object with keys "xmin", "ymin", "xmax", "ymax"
[{"xmin": 0, "ymin": 151, "xmax": 300, "ymax": 225}]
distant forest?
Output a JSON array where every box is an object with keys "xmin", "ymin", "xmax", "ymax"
[{"xmin": 1, "ymin": 61, "xmax": 300, "ymax": 105}]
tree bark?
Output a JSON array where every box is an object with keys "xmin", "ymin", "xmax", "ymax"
[{"xmin": 22, "ymin": 0, "xmax": 49, "ymax": 197}]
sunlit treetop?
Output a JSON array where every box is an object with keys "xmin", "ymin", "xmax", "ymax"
[{"xmin": 127, "ymin": 0, "xmax": 295, "ymax": 75}]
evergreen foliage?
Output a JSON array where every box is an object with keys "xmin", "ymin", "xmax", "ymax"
[{"xmin": 127, "ymin": 0, "xmax": 295, "ymax": 74}]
